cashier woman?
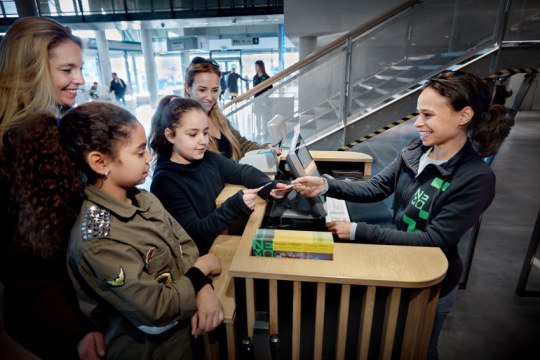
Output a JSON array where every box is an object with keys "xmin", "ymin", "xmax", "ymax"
[{"xmin": 289, "ymin": 71, "xmax": 515, "ymax": 359}]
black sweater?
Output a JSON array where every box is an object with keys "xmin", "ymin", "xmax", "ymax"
[{"xmin": 151, "ymin": 151, "xmax": 271, "ymax": 255}]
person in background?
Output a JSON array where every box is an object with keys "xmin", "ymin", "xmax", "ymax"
[
  {"xmin": 0, "ymin": 16, "xmax": 104, "ymax": 359},
  {"xmin": 219, "ymin": 73, "xmax": 227, "ymax": 102},
  {"xmin": 244, "ymin": 75, "xmax": 250, "ymax": 92},
  {"xmin": 253, "ymin": 60, "xmax": 273, "ymax": 97},
  {"xmin": 109, "ymin": 72, "xmax": 127, "ymax": 105},
  {"xmin": 89, "ymin": 81, "xmax": 99, "ymax": 100},
  {"xmin": 224, "ymin": 66, "xmax": 247, "ymax": 99},
  {"xmin": 290, "ymin": 71, "xmax": 515, "ymax": 360},
  {"xmin": 149, "ymin": 96, "xmax": 284, "ymax": 255},
  {"xmin": 184, "ymin": 57, "xmax": 279, "ymax": 160}
]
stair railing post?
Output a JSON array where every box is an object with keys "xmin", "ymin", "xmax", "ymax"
[{"xmin": 340, "ymin": 36, "xmax": 353, "ymax": 147}]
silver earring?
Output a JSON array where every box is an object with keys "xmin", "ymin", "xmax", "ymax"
[{"xmin": 104, "ymin": 171, "xmax": 109, "ymax": 177}]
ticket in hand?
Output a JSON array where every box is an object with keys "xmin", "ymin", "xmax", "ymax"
[{"xmin": 256, "ymin": 181, "xmax": 274, "ymax": 192}]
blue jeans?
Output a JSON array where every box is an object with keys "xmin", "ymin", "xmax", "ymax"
[
  {"xmin": 115, "ymin": 93, "xmax": 126, "ymax": 104},
  {"xmin": 428, "ymin": 286, "xmax": 458, "ymax": 360}
]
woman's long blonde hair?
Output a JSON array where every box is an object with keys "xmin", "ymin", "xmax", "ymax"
[
  {"xmin": 184, "ymin": 61, "xmax": 243, "ymax": 160},
  {"xmin": 0, "ymin": 17, "xmax": 82, "ymax": 145}
]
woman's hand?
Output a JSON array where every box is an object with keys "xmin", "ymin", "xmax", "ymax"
[
  {"xmin": 194, "ymin": 254, "xmax": 222, "ymax": 276},
  {"xmin": 266, "ymin": 143, "xmax": 282, "ymax": 156},
  {"xmin": 242, "ymin": 189, "xmax": 258, "ymax": 210},
  {"xmin": 77, "ymin": 331, "xmax": 106, "ymax": 360},
  {"xmin": 291, "ymin": 176, "xmax": 325, "ymax": 198},
  {"xmin": 326, "ymin": 221, "xmax": 352, "ymax": 240},
  {"xmin": 191, "ymin": 285, "xmax": 224, "ymax": 337}
]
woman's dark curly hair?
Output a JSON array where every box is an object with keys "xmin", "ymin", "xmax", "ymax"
[
  {"xmin": 2, "ymin": 113, "xmax": 82, "ymax": 258},
  {"xmin": 1, "ymin": 102, "xmax": 137, "ymax": 258},
  {"xmin": 149, "ymin": 95, "xmax": 206, "ymax": 160}
]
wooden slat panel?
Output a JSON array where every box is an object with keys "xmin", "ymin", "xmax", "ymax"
[
  {"xmin": 269, "ymin": 279, "xmax": 279, "ymax": 335},
  {"xmin": 314, "ymin": 283, "xmax": 327, "ymax": 360},
  {"xmin": 203, "ymin": 332, "xmax": 219, "ymax": 360},
  {"xmin": 415, "ymin": 284, "xmax": 441, "ymax": 359},
  {"xmin": 225, "ymin": 321, "xmax": 236, "ymax": 360},
  {"xmin": 336, "ymin": 284, "xmax": 351, "ymax": 360},
  {"xmin": 292, "ymin": 281, "xmax": 302, "ymax": 360},
  {"xmin": 380, "ymin": 288, "xmax": 402, "ymax": 359},
  {"xmin": 245, "ymin": 278, "xmax": 256, "ymax": 338},
  {"xmin": 357, "ymin": 286, "xmax": 376, "ymax": 360},
  {"xmin": 401, "ymin": 288, "xmax": 430, "ymax": 360}
]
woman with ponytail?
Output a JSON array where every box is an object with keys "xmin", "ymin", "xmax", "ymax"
[{"xmin": 289, "ymin": 71, "xmax": 515, "ymax": 359}]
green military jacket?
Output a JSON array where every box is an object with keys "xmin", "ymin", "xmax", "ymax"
[{"xmin": 68, "ymin": 185, "xmax": 199, "ymax": 359}]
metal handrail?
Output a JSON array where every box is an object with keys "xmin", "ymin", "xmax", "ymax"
[{"xmin": 222, "ymin": 0, "xmax": 421, "ymax": 109}]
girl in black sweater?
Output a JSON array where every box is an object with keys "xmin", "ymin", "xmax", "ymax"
[{"xmin": 149, "ymin": 96, "xmax": 283, "ymax": 255}]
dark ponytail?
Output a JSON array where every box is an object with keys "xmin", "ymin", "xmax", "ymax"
[
  {"xmin": 468, "ymin": 104, "xmax": 515, "ymax": 157},
  {"xmin": 149, "ymin": 95, "xmax": 205, "ymax": 159},
  {"xmin": 1, "ymin": 102, "xmax": 137, "ymax": 258},
  {"xmin": 424, "ymin": 71, "xmax": 515, "ymax": 157}
]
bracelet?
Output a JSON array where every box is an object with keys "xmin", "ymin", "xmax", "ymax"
[{"xmin": 185, "ymin": 267, "xmax": 213, "ymax": 294}]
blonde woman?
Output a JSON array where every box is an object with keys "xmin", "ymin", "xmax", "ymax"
[
  {"xmin": 0, "ymin": 17, "xmax": 105, "ymax": 359},
  {"xmin": 184, "ymin": 57, "xmax": 280, "ymax": 160}
]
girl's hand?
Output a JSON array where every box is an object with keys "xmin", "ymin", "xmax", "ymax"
[
  {"xmin": 326, "ymin": 221, "xmax": 352, "ymax": 240},
  {"xmin": 194, "ymin": 254, "xmax": 222, "ymax": 276},
  {"xmin": 242, "ymin": 189, "xmax": 258, "ymax": 210},
  {"xmin": 291, "ymin": 176, "xmax": 325, "ymax": 198},
  {"xmin": 77, "ymin": 331, "xmax": 106, "ymax": 360},
  {"xmin": 191, "ymin": 285, "xmax": 224, "ymax": 337},
  {"xmin": 270, "ymin": 182, "xmax": 292, "ymax": 199}
]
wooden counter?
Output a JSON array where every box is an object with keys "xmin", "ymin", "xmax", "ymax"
[
  {"xmin": 230, "ymin": 240, "xmax": 447, "ymax": 289},
  {"xmin": 204, "ymin": 235, "xmax": 240, "ymax": 360},
  {"xmin": 209, "ymin": 150, "xmax": 446, "ymax": 359},
  {"xmin": 280, "ymin": 150, "xmax": 373, "ymax": 176},
  {"xmin": 229, "ymin": 196, "xmax": 447, "ymax": 359}
]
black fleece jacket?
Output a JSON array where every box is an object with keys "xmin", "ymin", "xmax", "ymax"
[
  {"xmin": 325, "ymin": 139, "xmax": 495, "ymax": 296},
  {"xmin": 151, "ymin": 151, "xmax": 271, "ymax": 255}
]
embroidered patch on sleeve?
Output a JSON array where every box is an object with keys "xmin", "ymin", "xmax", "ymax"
[
  {"xmin": 156, "ymin": 272, "xmax": 172, "ymax": 285},
  {"xmin": 105, "ymin": 266, "xmax": 125, "ymax": 287},
  {"xmin": 81, "ymin": 205, "xmax": 111, "ymax": 241},
  {"xmin": 145, "ymin": 247, "xmax": 155, "ymax": 267}
]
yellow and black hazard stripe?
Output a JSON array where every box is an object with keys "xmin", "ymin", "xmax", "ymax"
[
  {"xmin": 338, "ymin": 113, "xmax": 418, "ymax": 151},
  {"xmin": 485, "ymin": 67, "xmax": 540, "ymax": 80},
  {"xmin": 338, "ymin": 67, "xmax": 540, "ymax": 151}
]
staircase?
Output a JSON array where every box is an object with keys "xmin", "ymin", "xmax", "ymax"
[{"xmin": 223, "ymin": 0, "xmax": 540, "ymax": 151}]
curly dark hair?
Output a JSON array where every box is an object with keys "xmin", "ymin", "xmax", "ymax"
[
  {"xmin": 1, "ymin": 102, "xmax": 137, "ymax": 258},
  {"xmin": 2, "ymin": 113, "xmax": 83, "ymax": 258}
]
